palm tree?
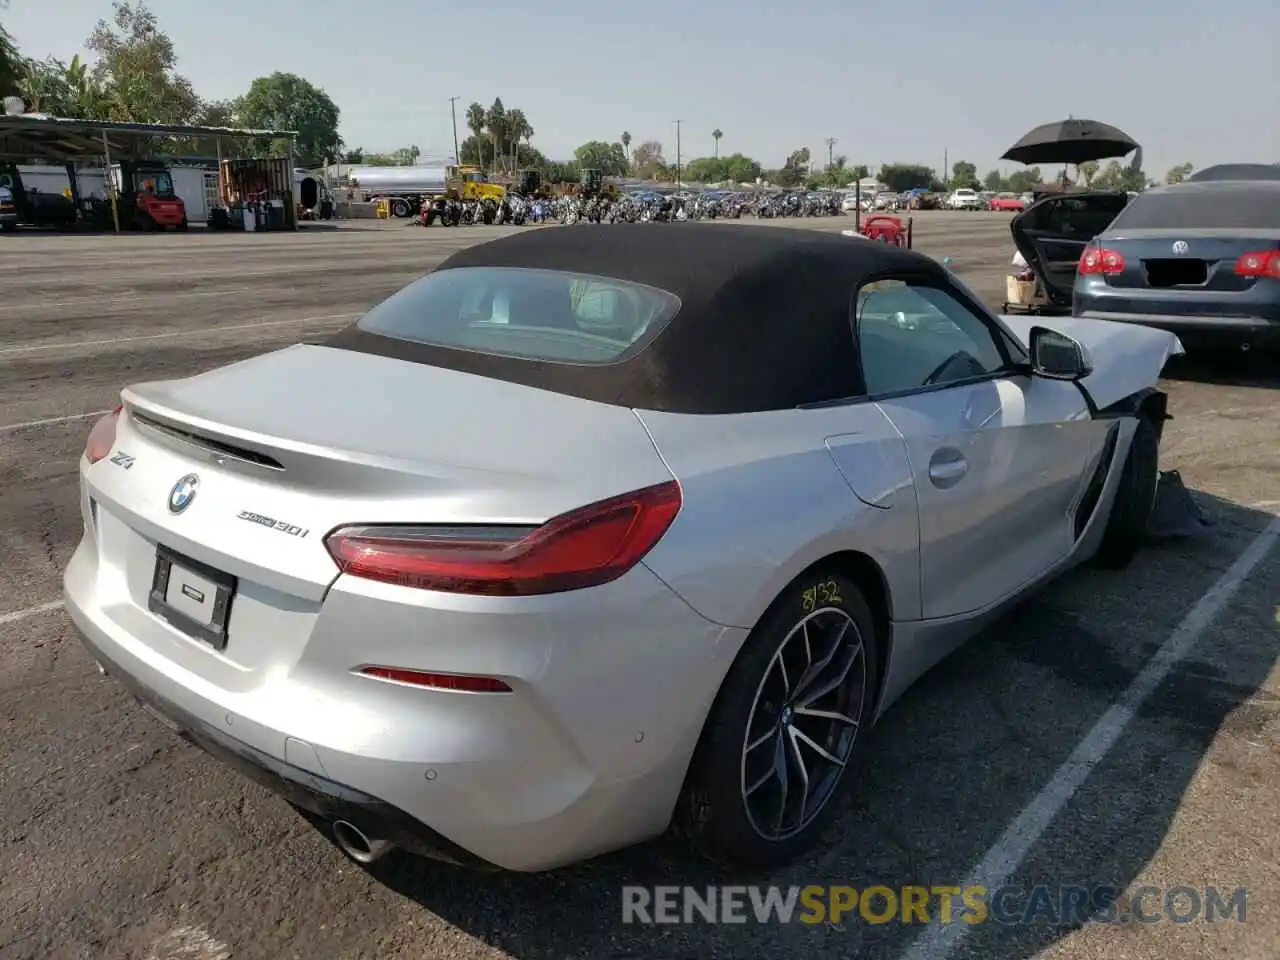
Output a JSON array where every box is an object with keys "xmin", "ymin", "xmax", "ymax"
[
  {"xmin": 1, "ymin": 24, "xmax": 23, "ymax": 101},
  {"xmin": 621, "ymin": 130, "xmax": 632, "ymax": 170},
  {"xmin": 712, "ymin": 129, "xmax": 722, "ymax": 159},
  {"xmin": 465, "ymin": 101, "xmax": 485, "ymax": 166},
  {"xmin": 485, "ymin": 98, "xmax": 506, "ymax": 174},
  {"xmin": 505, "ymin": 108, "xmax": 531, "ymax": 172}
]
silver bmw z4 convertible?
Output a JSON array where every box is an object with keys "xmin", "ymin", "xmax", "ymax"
[{"xmin": 64, "ymin": 223, "xmax": 1184, "ymax": 873}]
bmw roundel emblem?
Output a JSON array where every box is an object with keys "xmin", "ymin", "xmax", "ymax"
[
  {"xmin": 168, "ymin": 474, "xmax": 200, "ymax": 514},
  {"xmin": 1171, "ymin": 240, "xmax": 1189, "ymax": 255}
]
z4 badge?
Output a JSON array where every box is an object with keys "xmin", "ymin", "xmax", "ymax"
[{"xmin": 109, "ymin": 451, "xmax": 135, "ymax": 469}]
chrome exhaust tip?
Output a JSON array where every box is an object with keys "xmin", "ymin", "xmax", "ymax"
[
  {"xmin": 331, "ymin": 820, "xmax": 394, "ymax": 864},
  {"xmin": 1240, "ymin": 342, "xmax": 1252, "ymax": 352}
]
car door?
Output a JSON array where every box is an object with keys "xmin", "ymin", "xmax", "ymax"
[
  {"xmin": 1011, "ymin": 193, "xmax": 1132, "ymax": 305},
  {"xmin": 853, "ymin": 275, "xmax": 1104, "ymax": 620}
]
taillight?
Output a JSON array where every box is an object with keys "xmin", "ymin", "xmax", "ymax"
[
  {"xmin": 84, "ymin": 406, "xmax": 123, "ymax": 464},
  {"xmin": 1078, "ymin": 246, "xmax": 1126, "ymax": 275},
  {"xmin": 1234, "ymin": 250, "xmax": 1280, "ymax": 279},
  {"xmin": 325, "ymin": 480, "xmax": 682, "ymax": 596}
]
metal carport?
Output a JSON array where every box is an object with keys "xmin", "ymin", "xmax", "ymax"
[{"xmin": 0, "ymin": 113, "xmax": 298, "ymax": 230}]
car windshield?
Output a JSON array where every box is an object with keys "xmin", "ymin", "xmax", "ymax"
[
  {"xmin": 1107, "ymin": 186, "xmax": 1280, "ymax": 231},
  {"xmin": 356, "ymin": 266, "xmax": 682, "ymax": 364}
]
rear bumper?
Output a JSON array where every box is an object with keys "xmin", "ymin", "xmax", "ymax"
[
  {"xmin": 73, "ymin": 620, "xmax": 495, "ymax": 869},
  {"xmin": 63, "ymin": 470, "xmax": 746, "ymax": 871},
  {"xmin": 1073, "ymin": 309, "xmax": 1280, "ymax": 348}
]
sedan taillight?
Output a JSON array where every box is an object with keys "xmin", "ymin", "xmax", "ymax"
[
  {"xmin": 325, "ymin": 481, "xmax": 682, "ymax": 596},
  {"xmin": 84, "ymin": 406, "xmax": 123, "ymax": 464},
  {"xmin": 1078, "ymin": 245, "xmax": 1126, "ymax": 275},
  {"xmin": 1234, "ymin": 250, "xmax": 1280, "ymax": 279}
]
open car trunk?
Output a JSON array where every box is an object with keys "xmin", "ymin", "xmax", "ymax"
[{"xmin": 1010, "ymin": 192, "xmax": 1131, "ymax": 306}]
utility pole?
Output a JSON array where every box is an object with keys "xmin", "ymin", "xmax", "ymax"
[
  {"xmin": 673, "ymin": 119, "xmax": 682, "ymax": 189},
  {"xmin": 943, "ymin": 147, "xmax": 949, "ymax": 188},
  {"xmin": 825, "ymin": 137, "xmax": 836, "ymax": 170},
  {"xmin": 448, "ymin": 96, "xmax": 461, "ymax": 166}
]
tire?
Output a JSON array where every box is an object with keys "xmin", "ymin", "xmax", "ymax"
[
  {"xmin": 1092, "ymin": 416, "xmax": 1160, "ymax": 569},
  {"xmin": 674, "ymin": 570, "xmax": 880, "ymax": 869},
  {"xmin": 390, "ymin": 198, "xmax": 411, "ymax": 218},
  {"xmin": 176, "ymin": 219, "xmax": 188, "ymax": 231}
]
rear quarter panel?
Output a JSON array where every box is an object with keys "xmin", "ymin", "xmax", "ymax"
[{"xmin": 635, "ymin": 404, "xmax": 920, "ymax": 630}]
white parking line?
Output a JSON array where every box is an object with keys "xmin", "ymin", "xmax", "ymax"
[
  {"xmin": 0, "ymin": 599, "xmax": 65, "ymax": 626},
  {"xmin": 0, "ymin": 311, "xmax": 360, "ymax": 356},
  {"xmin": 0, "ymin": 409, "xmax": 113, "ymax": 433},
  {"xmin": 898, "ymin": 514, "xmax": 1280, "ymax": 960}
]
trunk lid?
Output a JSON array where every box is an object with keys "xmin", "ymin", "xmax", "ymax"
[
  {"xmin": 100, "ymin": 344, "xmax": 674, "ymax": 602},
  {"xmin": 1094, "ymin": 230, "xmax": 1276, "ymax": 293}
]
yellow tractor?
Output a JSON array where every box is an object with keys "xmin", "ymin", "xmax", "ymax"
[
  {"xmin": 444, "ymin": 164, "xmax": 507, "ymax": 202},
  {"xmin": 552, "ymin": 168, "xmax": 621, "ymax": 201}
]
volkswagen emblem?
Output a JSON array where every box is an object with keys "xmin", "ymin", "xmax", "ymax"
[
  {"xmin": 168, "ymin": 474, "xmax": 200, "ymax": 514},
  {"xmin": 1172, "ymin": 240, "xmax": 1190, "ymax": 255}
]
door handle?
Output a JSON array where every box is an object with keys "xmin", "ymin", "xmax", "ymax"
[{"xmin": 928, "ymin": 451, "xmax": 968, "ymax": 488}]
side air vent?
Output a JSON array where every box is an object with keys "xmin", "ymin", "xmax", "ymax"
[
  {"xmin": 1074, "ymin": 422, "xmax": 1119, "ymax": 540},
  {"xmin": 132, "ymin": 411, "xmax": 285, "ymax": 470}
]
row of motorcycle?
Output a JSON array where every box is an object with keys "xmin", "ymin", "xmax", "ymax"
[{"xmin": 416, "ymin": 191, "xmax": 847, "ymax": 227}]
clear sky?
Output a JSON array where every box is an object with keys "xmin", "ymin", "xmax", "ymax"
[{"xmin": 5, "ymin": 0, "xmax": 1278, "ymax": 178}]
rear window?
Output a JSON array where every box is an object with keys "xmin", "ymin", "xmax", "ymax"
[
  {"xmin": 1108, "ymin": 186, "xmax": 1280, "ymax": 231},
  {"xmin": 356, "ymin": 267, "xmax": 682, "ymax": 364}
]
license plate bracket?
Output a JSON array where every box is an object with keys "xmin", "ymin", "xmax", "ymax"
[{"xmin": 148, "ymin": 545, "xmax": 236, "ymax": 651}]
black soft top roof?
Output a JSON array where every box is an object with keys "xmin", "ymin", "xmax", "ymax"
[{"xmin": 329, "ymin": 223, "xmax": 950, "ymax": 414}]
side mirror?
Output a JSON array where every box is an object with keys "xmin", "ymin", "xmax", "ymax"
[{"xmin": 1029, "ymin": 325, "xmax": 1092, "ymax": 380}]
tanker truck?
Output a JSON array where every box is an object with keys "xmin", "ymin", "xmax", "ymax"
[{"xmin": 343, "ymin": 164, "xmax": 506, "ymax": 217}]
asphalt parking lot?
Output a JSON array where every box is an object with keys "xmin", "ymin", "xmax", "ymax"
[{"xmin": 1, "ymin": 211, "xmax": 1277, "ymax": 960}]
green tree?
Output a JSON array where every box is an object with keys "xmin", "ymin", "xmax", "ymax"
[
  {"xmin": 983, "ymin": 169, "xmax": 1008, "ymax": 191},
  {"xmin": 393, "ymin": 145, "xmax": 420, "ymax": 166},
  {"xmin": 848, "ymin": 164, "xmax": 870, "ymax": 182},
  {"xmin": 573, "ymin": 139, "xmax": 628, "ymax": 176},
  {"xmin": 1164, "ymin": 162, "xmax": 1193, "ymax": 184},
  {"xmin": 821, "ymin": 154, "xmax": 849, "ymax": 188},
  {"xmin": 630, "ymin": 140, "xmax": 664, "ymax": 179},
  {"xmin": 950, "ymin": 160, "xmax": 979, "ymax": 190},
  {"xmin": 683, "ymin": 155, "xmax": 761, "ymax": 184},
  {"xmin": 877, "ymin": 163, "xmax": 934, "ymax": 192},
  {"xmin": 85, "ymin": 2, "xmax": 200, "ymax": 124},
  {"xmin": 484, "ymin": 98, "xmax": 506, "ymax": 173},
  {"xmin": 712, "ymin": 128, "xmax": 722, "ymax": 158},
  {"xmin": 1093, "ymin": 159, "xmax": 1147, "ymax": 192},
  {"xmin": 341, "ymin": 147, "xmax": 364, "ymax": 163},
  {"xmin": 1, "ymin": 22, "xmax": 24, "ymax": 100},
  {"xmin": 620, "ymin": 130, "xmax": 631, "ymax": 169},
  {"xmin": 465, "ymin": 101, "xmax": 485, "ymax": 141},
  {"xmin": 19, "ymin": 54, "xmax": 111, "ymax": 119},
  {"xmin": 771, "ymin": 147, "xmax": 810, "ymax": 187},
  {"xmin": 505, "ymin": 108, "xmax": 532, "ymax": 171},
  {"xmin": 235, "ymin": 72, "xmax": 342, "ymax": 167},
  {"xmin": 1006, "ymin": 167, "xmax": 1044, "ymax": 193}
]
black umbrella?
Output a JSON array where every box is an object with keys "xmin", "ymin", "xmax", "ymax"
[
  {"xmin": 1189, "ymin": 163, "xmax": 1280, "ymax": 182},
  {"xmin": 1001, "ymin": 118, "xmax": 1139, "ymax": 166}
]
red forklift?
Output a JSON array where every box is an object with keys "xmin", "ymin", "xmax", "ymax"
[{"xmin": 92, "ymin": 159, "xmax": 188, "ymax": 230}]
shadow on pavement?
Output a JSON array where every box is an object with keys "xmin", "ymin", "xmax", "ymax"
[
  {"xmin": 1162, "ymin": 350, "xmax": 1280, "ymax": 390},
  {"xmin": 365, "ymin": 491, "xmax": 1277, "ymax": 960}
]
